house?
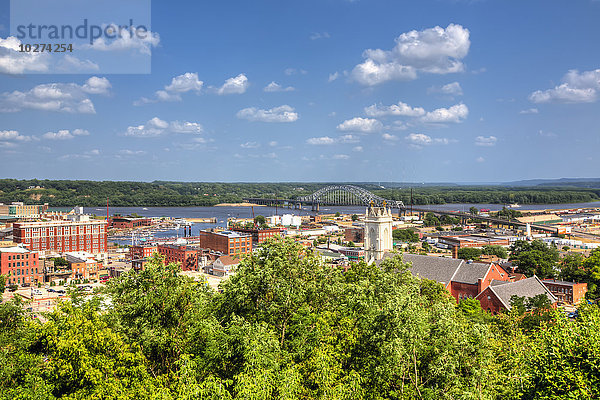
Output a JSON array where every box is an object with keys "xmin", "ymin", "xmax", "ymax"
[
  {"xmin": 211, "ymin": 255, "xmax": 240, "ymax": 277},
  {"xmin": 476, "ymin": 276, "xmax": 557, "ymax": 314}
]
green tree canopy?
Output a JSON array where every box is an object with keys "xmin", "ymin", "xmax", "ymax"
[
  {"xmin": 457, "ymin": 247, "xmax": 483, "ymax": 260},
  {"xmin": 392, "ymin": 228, "xmax": 420, "ymax": 243},
  {"xmin": 510, "ymin": 240, "xmax": 559, "ymax": 278},
  {"xmin": 481, "ymin": 245, "xmax": 508, "ymax": 259}
]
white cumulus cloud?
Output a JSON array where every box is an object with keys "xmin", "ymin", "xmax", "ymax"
[
  {"xmin": 306, "ymin": 134, "xmax": 360, "ymax": 145},
  {"xmin": 240, "ymin": 141, "xmax": 260, "ymax": 149},
  {"xmin": 165, "ymin": 72, "xmax": 204, "ymax": 93},
  {"xmin": 217, "ymin": 74, "xmax": 249, "ymax": 95},
  {"xmin": 429, "ymin": 81, "xmax": 463, "ymax": 96},
  {"xmin": 237, "ymin": 105, "xmax": 298, "ymax": 123},
  {"xmin": 337, "ymin": 117, "xmax": 382, "ymax": 133},
  {"xmin": 365, "ymin": 101, "xmax": 425, "ymax": 117},
  {"xmin": 519, "ymin": 108, "xmax": 539, "ymax": 114},
  {"xmin": 86, "ymin": 28, "xmax": 160, "ymax": 55},
  {"xmin": 0, "ymin": 36, "xmax": 49, "ymax": 74},
  {"xmin": 0, "ymin": 77, "xmax": 109, "ymax": 114},
  {"xmin": 264, "ymin": 81, "xmax": 294, "ymax": 92},
  {"xmin": 0, "ymin": 130, "xmax": 32, "ymax": 147},
  {"xmin": 529, "ymin": 69, "xmax": 600, "ymax": 103},
  {"xmin": 405, "ymin": 133, "xmax": 450, "ymax": 148},
  {"xmin": 421, "ymin": 103, "xmax": 468, "ymax": 123},
  {"xmin": 124, "ymin": 118, "xmax": 204, "ymax": 138},
  {"xmin": 135, "ymin": 72, "xmax": 203, "ymax": 105},
  {"xmin": 43, "ymin": 129, "xmax": 90, "ymax": 140},
  {"xmin": 307, "ymin": 136, "xmax": 336, "ymax": 145},
  {"xmin": 352, "ymin": 24, "xmax": 470, "ymax": 86},
  {"xmin": 474, "ymin": 135, "xmax": 497, "ymax": 147}
]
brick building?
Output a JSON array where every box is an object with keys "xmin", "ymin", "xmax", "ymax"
[
  {"xmin": 110, "ymin": 217, "xmax": 152, "ymax": 229},
  {"xmin": 129, "ymin": 244, "xmax": 158, "ymax": 260},
  {"xmin": 436, "ymin": 235, "xmax": 510, "ymax": 258},
  {"xmin": 376, "ymin": 253, "xmax": 511, "ymax": 303},
  {"xmin": 541, "ymin": 279, "xmax": 587, "ymax": 304},
  {"xmin": 0, "ymin": 246, "xmax": 42, "ymax": 287},
  {"xmin": 13, "ymin": 215, "xmax": 107, "ymax": 254},
  {"xmin": 198, "ymin": 230, "xmax": 252, "ymax": 256},
  {"xmin": 338, "ymin": 247, "xmax": 365, "ymax": 261},
  {"xmin": 64, "ymin": 252, "xmax": 100, "ymax": 281},
  {"xmin": 344, "ymin": 227, "xmax": 365, "ymax": 243},
  {"xmin": 157, "ymin": 244, "xmax": 199, "ymax": 271},
  {"xmin": 231, "ymin": 227, "xmax": 282, "ymax": 245},
  {"xmin": 476, "ymin": 276, "xmax": 557, "ymax": 314}
]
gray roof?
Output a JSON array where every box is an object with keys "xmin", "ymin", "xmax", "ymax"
[
  {"xmin": 387, "ymin": 253, "xmax": 464, "ymax": 286},
  {"xmin": 478, "ymin": 276, "xmax": 557, "ymax": 310},
  {"xmin": 65, "ymin": 254, "xmax": 86, "ymax": 264},
  {"xmin": 541, "ymin": 279, "xmax": 579, "ymax": 287},
  {"xmin": 452, "ymin": 262, "xmax": 491, "ymax": 285}
]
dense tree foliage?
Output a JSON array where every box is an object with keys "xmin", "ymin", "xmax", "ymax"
[
  {"xmin": 481, "ymin": 245, "xmax": 508, "ymax": 259},
  {"xmin": 495, "ymin": 208, "xmax": 523, "ymax": 219},
  {"xmin": 1, "ymin": 179, "xmax": 599, "ymax": 207},
  {"xmin": 560, "ymin": 249, "xmax": 600, "ymax": 300},
  {"xmin": 392, "ymin": 228, "xmax": 420, "ymax": 243},
  {"xmin": 2, "ymin": 239, "xmax": 600, "ymax": 398},
  {"xmin": 457, "ymin": 245, "xmax": 508, "ymax": 261},
  {"xmin": 510, "ymin": 240, "xmax": 559, "ymax": 278},
  {"xmin": 374, "ymin": 186, "xmax": 600, "ymax": 206},
  {"xmin": 457, "ymin": 247, "xmax": 483, "ymax": 260}
]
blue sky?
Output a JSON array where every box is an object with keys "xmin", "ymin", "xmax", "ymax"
[{"xmin": 0, "ymin": 0, "xmax": 599, "ymax": 183}]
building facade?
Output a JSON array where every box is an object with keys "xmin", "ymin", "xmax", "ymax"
[
  {"xmin": 0, "ymin": 202, "xmax": 49, "ymax": 218},
  {"xmin": 13, "ymin": 216, "xmax": 108, "ymax": 254},
  {"xmin": 0, "ymin": 246, "xmax": 42, "ymax": 287},
  {"xmin": 110, "ymin": 217, "xmax": 152, "ymax": 229},
  {"xmin": 157, "ymin": 244, "xmax": 199, "ymax": 271},
  {"xmin": 65, "ymin": 252, "xmax": 100, "ymax": 281},
  {"xmin": 364, "ymin": 206, "xmax": 393, "ymax": 263},
  {"xmin": 231, "ymin": 227, "xmax": 282, "ymax": 245},
  {"xmin": 541, "ymin": 279, "xmax": 587, "ymax": 304},
  {"xmin": 129, "ymin": 244, "xmax": 158, "ymax": 260},
  {"xmin": 198, "ymin": 230, "xmax": 253, "ymax": 256}
]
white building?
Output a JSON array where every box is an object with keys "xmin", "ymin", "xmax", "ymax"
[
  {"xmin": 281, "ymin": 214, "xmax": 302, "ymax": 228},
  {"xmin": 364, "ymin": 206, "xmax": 393, "ymax": 264}
]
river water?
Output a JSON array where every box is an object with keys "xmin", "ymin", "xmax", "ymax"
[{"xmin": 83, "ymin": 201, "xmax": 600, "ymax": 244}]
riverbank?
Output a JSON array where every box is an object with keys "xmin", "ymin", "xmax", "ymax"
[{"xmin": 214, "ymin": 202, "xmax": 266, "ymax": 207}]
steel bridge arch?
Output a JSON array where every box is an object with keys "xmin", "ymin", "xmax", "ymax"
[{"xmin": 298, "ymin": 185, "xmax": 405, "ymax": 208}]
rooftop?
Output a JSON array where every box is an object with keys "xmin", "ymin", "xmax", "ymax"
[
  {"xmin": 204, "ymin": 230, "xmax": 251, "ymax": 238},
  {"xmin": 541, "ymin": 279, "xmax": 583, "ymax": 287},
  {"xmin": 378, "ymin": 253, "xmax": 503, "ymax": 286},
  {"xmin": 480, "ymin": 276, "xmax": 557, "ymax": 310},
  {"xmin": 0, "ymin": 246, "xmax": 30, "ymax": 253},
  {"xmin": 384, "ymin": 253, "xmax": 463, "ymax": 286}
]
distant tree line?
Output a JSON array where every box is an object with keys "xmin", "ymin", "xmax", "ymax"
[{"xmin": 0, "ymin": 179, "xmax": 599, "ymax": 207}]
